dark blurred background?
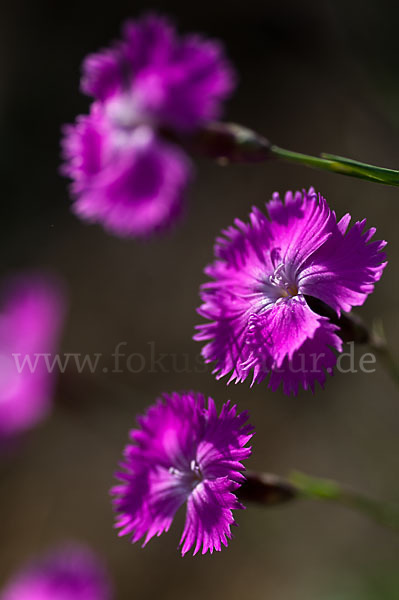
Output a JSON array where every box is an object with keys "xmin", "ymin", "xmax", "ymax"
[{"xmin": 1, "ymin": 0, "xmax": 398, "ymax": 598}]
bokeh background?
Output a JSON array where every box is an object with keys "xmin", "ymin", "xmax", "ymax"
[{"xmin": 1, "ymin": 0, "xmax": 398, "ymax": 598}]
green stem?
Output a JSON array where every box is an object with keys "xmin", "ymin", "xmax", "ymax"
[
  {"xmin": 270, "ymin": 146, "xmax": 399, "ymax": 185},
  {"xmin": 270, "ymin": 146, "xmax": 339, "ymax": 173},
  {"xmin": 369, "ymin": 319, "xmax": 399, "ymax": 389},
  {"xmin": 289, "ymin": 471, "xmax": 399, "ymax": 531},
  {"xmin": 195, "ymin": 123, "xmax": 399, "ymax": 185},
  {"xmin": 241, "ymin": 471, "xmax": 399, "ymax": 533},
  {"xmin": 270, "ymin": 145, "xmax": 399, "ymax": 186},
  {"xmin": 374, "ymin": 345, "xmax": 399, "ymax": 388}
]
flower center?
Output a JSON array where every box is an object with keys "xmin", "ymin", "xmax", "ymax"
[
  {"xmin": 269, "ymin": 248, "xmax": 299, "ymax": 299},
  {"xmin": 169, "ymin": 460, "xmax": 203, "ymax": 490},
  {"xmin": 269, "ymin": 264, "xmax": 298, "ymax": 297},
  {"xmin": 106, "ymin": 93, "xmax": 143, "ymax": 130}
]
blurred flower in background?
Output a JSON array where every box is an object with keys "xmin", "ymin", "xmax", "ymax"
[
  {"xmin": 0, "ymin": 274, "xmax": 65, "ymax": 442},
  {"xmin": 62, "ymin": 13, "xmax": 236, "ymax": 238},
  {"xmin": 0, "ymin": 542, "xmax": 112, "ymax": 600},
  {"xmin": 112, "ymin": 391, "xmax": 253, "ymax": 555},
  {"xmin": 62, "ymin": 113, "xmax": 191, "ymax": 238},
  {"xmin": 81, "ymin": 14, "xmax": 235, "ymax": 131},
  {"xmin": 195, "ymin": 188, "xmax": 387, "ymax": 394}
]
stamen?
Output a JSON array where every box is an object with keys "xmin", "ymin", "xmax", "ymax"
[
  {"xmin": 169, "ymin": 466, "xmax": 182, "ymax": 476},
  {"xmin": 268, "ymin": 251, "xmax": 299, "ymax": 299},
  {"xmin": 190, "ymin": 460, "xmax": 202, "ymax": 480},
  {"xmin": 169, "ymin": 461, "xmax": 203, "ymax": 486}
]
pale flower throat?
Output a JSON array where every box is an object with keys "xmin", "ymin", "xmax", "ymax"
[{"xmin": 269, "ymin": 248, "xmax": 299, "ymax": 299}]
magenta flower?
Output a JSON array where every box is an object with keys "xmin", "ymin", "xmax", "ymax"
[
  {"xmin": 62, "ymin": 14, "xmax": 235, "ymax": 238},
  {"xmin": 0, "ymin": 543, "xmax": 112, "ymax": 600},
  {"xmin": 62, "ymin": 116, "xmax": 191, "ymax": 237},
  {"xmin": 195, "ymin": 188, "xmax": 387, "ymax": 395},
  {"xmin": 111, "ymin": 391, "xmax": 253, "ymax": 555},
  {"xmin": 0, "ymin": 274, "xmax": 65, "ymax": 440},
  {"xmin": 81, "ymin": 14, "xmax": 235, "ymax": 132}
]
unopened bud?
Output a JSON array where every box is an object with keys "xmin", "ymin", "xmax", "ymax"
[
  {"xmin": 191, "ymin": 122, "xmax": 272, "ymax": 163},
  {"xmin": 239, "ymin": 472, "xmax": 298, "ymax": 506}
]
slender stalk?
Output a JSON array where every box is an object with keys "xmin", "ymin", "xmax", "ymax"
[
  {"xmin": 270, "ymin": 146, "xmax": 341, "ymax": 174},
  {"xmin": 301, "ymin": 300, "xmax": 399, "ymax": 389},
  {"xmin": 194, "ymin": 122, "xmax": 399, "ymax": 186},
  {"xmin": 270, "ymin": 145, "xmax": 399, "ymax": 186},
  {"xmin": 373, "ymin": 344, "xmax": 399, "ymax": 388},
  {"xmin": 240, "ymin": 471, "xmax": 399, "ymax": 533},
  {"xmin": 290, "ymin": 471, "xmax": 399, "ymax": 532},
  {"xmin": 368, "ymin": 319, "xmax": 399, "ymax": 389}
]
